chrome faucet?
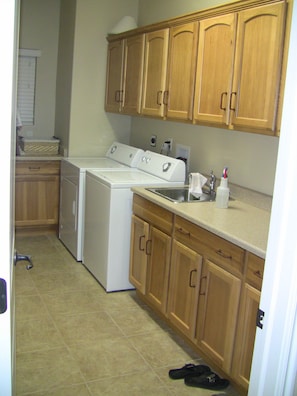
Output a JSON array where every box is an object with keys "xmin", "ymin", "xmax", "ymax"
[{"xmin": 208, "ymin": 171, "xmax": 216, "ymax": 200}]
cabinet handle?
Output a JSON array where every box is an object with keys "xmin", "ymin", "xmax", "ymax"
[
  {"xmin": 177, "ymin": 227, "xmax": 190, "ymax": 236},
  {"xmin": 163, "ymin": 90, "xmax": 169, "ymax": 105},
  {"xmin": 229, "ymin": 91, "xmax": 237, "ymax": 111},
  {"xmin": 215, "ymin": 249, "xmax": 232, "ymax": 260},
  {"xmin": 28, "ymin": 166, "xmax": 41, "ymax": 170},
  {"xmin": 115, "ymin": 90, "xmax": 122, "ymax": 103},
  {"xmin": 253, "ymin": 270, "xmax": 263, "ymax": 279},
  {"xmin": 157, "ymin": 91, "xmax": 163, "ymax": 106},
  {"xmin": 145, "ymin": 239, "xmax": 152, "ymax": 255},
  {"xmin": 189, "ymin": 269, "xmax": 197, "ymax": 288},
  {"xmin": 139, "ymin": 235, "xmax": 145, "ymax": 251},
  {"xmin": 199, "ymin": 275, "xmax": 207, "ymax": 295},
  {"xmin": 220, "ymin": 92, "xmax": 227, "ymax": 111}
]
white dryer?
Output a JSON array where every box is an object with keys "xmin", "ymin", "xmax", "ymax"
[
  {"xmin": 59, "ymin": 142, "xmax": 144, "ymax": 260},
  {"xmin": 83, "ymin": 151, "xmax": 186, "ymax": 292}
]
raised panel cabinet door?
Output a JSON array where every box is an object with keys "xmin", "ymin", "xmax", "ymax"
[
  {"xmin": 141, "ymin": 29, "xmax": 169, "ymax": 117},
  {"xmin": 129, "ymin": 215, "xmax": 149, "ymax": 294},
  {"xmin": 230, "ymin": 3, "xmax": 286, "ymax": 132},
  {"xmin": 231, "ymin": 284, "xmax": 260, "ymax": 391},
  {"xmin": 193, "ymin": 14, "xmax": 236, "ymax": 125},
  {"xmin": 196, "ymin": 259, "xmax": 241, "ymax": 373},
  {"xmin": 165, "ymin": 22, "xmax": 198, "ymax": 120},
  {"xmin": 15, "ymin": 175, "xmax": 59, "ymax": 226},
  {"xmin": 167, "ymin": 240, "xmax": 202, "ymax": 340},
  {"xmin": 105, "ymin": 40, "xmax": 124, "ymax": 113},
  {"xmin": 121, "ymin": 35, "xmax": 145, "ymax": 115},
  {"xmin": 146, "ymin": 226, "xmax": 171, "ymax": 314}
]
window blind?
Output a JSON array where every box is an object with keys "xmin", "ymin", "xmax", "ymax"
[{"xmin": 17, "ymin": 49, "xmax": 41, "ymax": 126}]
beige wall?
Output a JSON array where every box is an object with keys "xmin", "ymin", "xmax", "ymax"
[
  {"xmin": 19, "ymin": 0, "xmax": 60, "ymax": 139},
  {"xmin": 20, "ymin": 0, "xmax": 138, "ymax": 156},
  {"xmin": 55, "ymin": 0, "xmax": 76, "ymax": 155},
  {"xmin": 131, "ymin": 0, "xmax": 280, "ymax": 195},
  {"xmin": 19, "ymin": 0, "xmax": 280, "ymax": 194},
  {"xmin": 66, "ymin": 0, "xmax": 138, "ymax": 156}
]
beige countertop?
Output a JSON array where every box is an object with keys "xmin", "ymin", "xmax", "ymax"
[{"xmin": 132, "ymin": 186, "xmax": 271, "ymax": 259}]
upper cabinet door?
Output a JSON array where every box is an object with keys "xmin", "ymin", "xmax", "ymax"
[
  {"xmin": 141, "ymin": 29, "xmax": 169, "ymax": 117},
  {"xmin": 230, "ymin": 3, "xmax": 286, "ymax": 132},
  {"xmin": 105, "ymin": 40, "xmax": 124, "ymax": 113},
  {"xmin": 193, "ymin": 14, "xmax": 236, "ymax": 125},
  {"xmin": 165, "ymin": 22, "xmax": 198, "ymax": 121},
  {"xmin": 121, "ymin": 35, "xmax": 145, "ymax": 115}
]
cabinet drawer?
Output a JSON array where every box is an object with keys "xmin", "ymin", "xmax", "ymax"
[
  {"xmin": 16, "ymin": 161, "xmax": 60, "ymax": 175},
  {"xmin": 133, "ymin": 194, "xmax": 173, "ymax": 234},
  {"xmin": 174, "ymin": 216, "xmax": 245, "ymax": 276},
  {"xmin": 246, "ymin": 252, "xmax": 265, "ymax": 290}
]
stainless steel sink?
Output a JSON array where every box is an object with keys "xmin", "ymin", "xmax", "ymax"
[{"xmin": 146, "ymin": 186, "xmax": 214, "ymax": 203}]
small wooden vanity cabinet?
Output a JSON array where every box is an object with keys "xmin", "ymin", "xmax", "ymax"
[
  {"xmin": 130, "ymin": 194, "xmax": 265, "ymax": 394},
  {"xmin": 15, "ymin": 160, "xmax": 60, "ymax": 233}
]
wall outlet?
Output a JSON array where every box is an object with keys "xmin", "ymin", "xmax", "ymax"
[
  {"xmin": 150, "ymin": 135, "xmax": 157, "ymax": 147},
  {"xmin": 165, "ymin": 138, "xmax": 173, "ymax": 152}
]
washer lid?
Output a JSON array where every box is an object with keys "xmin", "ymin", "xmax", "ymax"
[
  {"xmin": 63, "ymin": 157, "xmax": 128, "ymax": 171},
  {"xmin": 86, "ymin": 169, "xmax": 184, "ymax": 188}
]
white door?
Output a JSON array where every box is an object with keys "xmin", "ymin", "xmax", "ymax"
[
  {"xmin": 0, "ymin": 1, "xmax": 19, "ymax": 394},
  {"xmin": 248, "ymin": 2, "xmax": 297, "ymax": 395}
]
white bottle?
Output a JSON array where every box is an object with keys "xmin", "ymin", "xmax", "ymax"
[{"xmin": 216, "ymin": 177, "xmax": 230, "ymax": 208}]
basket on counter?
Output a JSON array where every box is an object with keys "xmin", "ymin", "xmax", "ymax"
[{"xmin": 19, "ymin": 137, "xmax": 60, "ymax": 156}]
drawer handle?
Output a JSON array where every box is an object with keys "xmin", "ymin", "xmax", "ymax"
[
  {"xmin": 157, "ymin": 90, "xmax": 163, "ymax": 106},
  {"xmin": 163, "ymin": 90, "xmax": 169, "ymax": 105},
  {"xmin": 177, "ymin": 227, "xmax": 190, "ymax": 236},
  {"xmin": 216, "ymin": 249, "xmax": 232, "ymax": 260},
  {"xmin": 139, "ymin": 235, "xmax": 145, "ymax": 251},
  {"xmin": 230, "ymin": 91, "xmax": 237, "ymax": 111},
  {"xmin": 189, "ymin": 269, "xmax": 197, "ymax": 288},
  {"xmin": 253, "ymin": 270, "xmax": 263, "ymax": 279},
  {"xmin": 145, "ymin": 239, "xmax": 152, "ymax": 255},
  {"xmin": 199, "ymin": 275, "xmax": 207, "ymax": 295},
  {"xmin": 28, "ymin": 166, "xmax": 41, "ymax": 171},
  {"xmin": 220, "ymin": 91, "xmax": 227, "ymax": 111}
]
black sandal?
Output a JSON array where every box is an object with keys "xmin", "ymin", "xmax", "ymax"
[
  {"xmin": 168, "ymin": 363, "xmax": 211, "ymax": 380},
  {"xmin": 184, "ymin": 372, "xmax": 230, "ymax": 390}
]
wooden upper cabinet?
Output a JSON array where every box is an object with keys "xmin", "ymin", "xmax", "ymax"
[
  {"xmin": 231, "ymin": 3, "xmax": 286, "ymax": 132},
  {"xmin": 193, "ymin": 14, "xmax": 236, "ymax": 125},
  {"xmin": 122, "ymin": 35, "xmax": 145, "ymax": 114},
  {"xmin": 105, "ymin": 40, "xmax": 124, "ymax": 113},
  {"xmin": 141, "ymin": 29, "xmax": 169, "ymax": 117},
  {"xmin": 194, "ymin": 3, "xmax": 286, "ymax": 133},
  {"xmin": 105, "ymin": 35, "xmax": 144, "ymax": 114},
  {"xmin": 165, "ymin": 22, "xmax": 198, "ymax": 120}
]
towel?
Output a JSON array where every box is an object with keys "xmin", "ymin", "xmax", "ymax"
[{"xmin": 189, "ymin": 172, "xmax": 207, "ymax": 195}]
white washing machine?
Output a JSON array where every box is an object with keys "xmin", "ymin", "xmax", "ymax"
[
  {"xmin": 59, "ymin": 142, "xmax": 144, "ymax": 260},
  {"xmin": 83, "ymin": 151, "xmax": 186, "ymax": 292}
]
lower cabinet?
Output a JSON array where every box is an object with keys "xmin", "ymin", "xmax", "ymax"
[
  {"xmin": 130, "ymin": 194, "xmax": 264, "ymax": 395},
  {"xmin": 167, "ymin": 240, "xmax": 202, "ymax": 340},
  {"xmin": 15, "ymin": 160, "xmax": 60, "ymax": 232},
  {"xmin": 196, "ymin": 259, "xmax": 241, "ymax": 373},
  {"xmin": 129, "ymin": 195, "xmax": 173, "ymax": 314},
  {"xmin": 231, "ymin": 253, "xmax": 264, "ymax": 391}
]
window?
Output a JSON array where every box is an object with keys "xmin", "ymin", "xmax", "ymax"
[{"xmin": 17, "ymin": 49, "xmax": 41, "ymax": 126}]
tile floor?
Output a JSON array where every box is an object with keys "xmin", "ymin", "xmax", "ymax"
[{"xmin": 15, "ymin": 234, "xmax": 241, "ymax": 396}]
